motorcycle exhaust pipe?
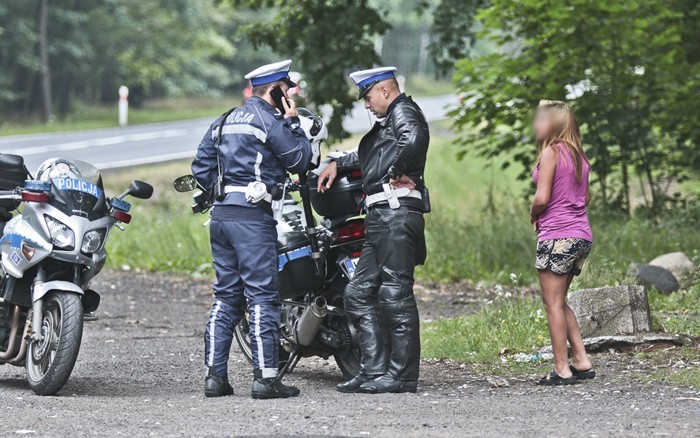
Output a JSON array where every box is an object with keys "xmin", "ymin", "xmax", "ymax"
[{"xmin": 294, "ymin": 297, "xmax": 327, "ymax": 347}]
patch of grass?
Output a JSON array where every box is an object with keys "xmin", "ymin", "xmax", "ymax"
[
  {"xmin": 644, "ymin": 347, "xmax": 700, "ymax": 389},
  {"xmin": 651, "ymin": 368, "xmax": 700, "ymax": 389},
  {"xmin": 101, "ymin": 161, "xmax": 215, "ymax": 275},
  {"xmin": 648, "ymin": 280, "xmax": 700, "ymax": 336},
  {"xmin": 421, "ymin": 280, "xmax": 699, "ymax": 368},
  {"xmin": 0, "ymin": 96, "xmax": 235, "ymax": 136},
  {"xmin": 421, "ymin": 297, "xmax": 549, "ymax": 364}
]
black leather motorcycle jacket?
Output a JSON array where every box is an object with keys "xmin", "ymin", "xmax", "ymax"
[{"xmin": 334, "ymin": 94, "xmax": 430, "ymax": 210}]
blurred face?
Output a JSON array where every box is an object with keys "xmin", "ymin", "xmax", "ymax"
[
  {"xmin": 533, "ymin": 109, "xmax": 554, "ymax": 142},
  {"xmin": 363, "ymin": 83, "xmax": 391, "ymax": 118}
]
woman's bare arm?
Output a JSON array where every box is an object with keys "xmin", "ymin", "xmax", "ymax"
[{"xmin": 530, "ymin": 146, "xmax": 557, "ymax": 222}]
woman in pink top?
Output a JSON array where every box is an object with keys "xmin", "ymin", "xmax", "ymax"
[{"xmin": 530, "ymin": 100, "xmax": 594, "ymax": 385}]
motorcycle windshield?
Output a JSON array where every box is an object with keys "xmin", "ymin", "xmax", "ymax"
[{"xmin": 36, "ymin": 158, "xmax": 108, "ymax": 220}]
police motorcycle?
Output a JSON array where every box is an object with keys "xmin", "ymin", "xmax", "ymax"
[
  {"xmin": 0, "ymin": 154, "xmax": 153, "ymax": 395},
  {"xmin": 174, "ymin": 108, "xmax": 366, "ymax": 379}
]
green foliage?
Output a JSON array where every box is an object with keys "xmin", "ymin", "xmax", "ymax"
[
  {"xmin": 107, "ymin": 210, "xmax": 213, "ymax": 275},
  {"xmin": 106, "ymin": 0, "xmax": 234, "ymax": 104},
  {"xmin": 445, "ymin": 0, "xmax": 700, "ymax": 215},
  {"xmin": 427, "ymin": 0, "xmax": 488, "ymax": 75},
  {"xmin": 415, "ymin": 136, "xmax": 700, "ymax": 286},
  {"xmin": 369, "ymin": 0, "xmax": 436, "ymax": 77},
  {"xmin": 100, "ymin": 136, "xmax": 700, "ymax": 287},
  {"xmin": 102, "ymin": 161, "xmax": 216, "ymax": 276},
  {"xmin": 648, "ymin": 260, "xmax": 700, "ymax": 336},
  {"xmin": 422, "ymin": 297, "xmax": 549, "ymax": 364},
  {"xmin": 0, "ymin": 0, "xmax": 239, "ymax": 121},
  {"xmin": 228, "ymin": 0, "xmax": 389, "ymax": 141}
]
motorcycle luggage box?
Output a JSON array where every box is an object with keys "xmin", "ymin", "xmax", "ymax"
[
  {"xmin": 277, "ymin": 231, "xmax": 322, "ymax": 299},
  {"xmin": 0, "ymin": 154, "xmax": 28, "ymax": 212},
  {"xmin": 307, "ymin": 169, "xmax": 364, "ymax": 218}
]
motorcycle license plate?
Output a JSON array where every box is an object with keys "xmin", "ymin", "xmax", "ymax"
[{"xmin": 341, "ymin": 257, "xmax": 359, "ymax": 279}]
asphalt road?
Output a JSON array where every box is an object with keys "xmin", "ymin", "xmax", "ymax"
[
  {"xmin": 0, "ymin": 94, "xmax": 457, "ymax": 173},
  {"xmin": 0, "ymin": 271, "xmax": 697, "ymax": 437}
]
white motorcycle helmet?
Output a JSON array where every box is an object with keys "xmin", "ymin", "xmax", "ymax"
[{"xmin": 297, "ymin": 107, "xmax": 327, "ymax": 169}]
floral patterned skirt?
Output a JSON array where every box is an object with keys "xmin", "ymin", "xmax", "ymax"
[{"xmin": 535, "ymin": 238, "xmax": 592, "ymax": 276}]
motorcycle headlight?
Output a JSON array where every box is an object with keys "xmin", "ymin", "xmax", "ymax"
[
  {"xmin": 81, "ymin": 229, "xmax": 104, "ymax": 254},
  {"xmin": 45, "ymin": 216, "xmax": 75, "ymax": 250}
]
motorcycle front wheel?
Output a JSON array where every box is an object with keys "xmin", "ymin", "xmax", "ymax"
[{"xmin": 26, "ymin": 292, "xmax": 83, "ymax": 396}]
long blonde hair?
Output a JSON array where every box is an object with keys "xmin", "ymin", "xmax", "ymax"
[{"xmin": 534, "ymin": 100, "xmax": 587, "ymax": 183}]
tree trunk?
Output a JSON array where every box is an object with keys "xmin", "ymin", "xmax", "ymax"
[
  {"xmin": 417, "ymin": 33, "xmax": 429, "ymax": 75},
  {"xmin": 644, "ymin": 165, "xmax": 658, "ymax": 213},
  {"xmin": 38, "ymin": 0, "xmax": 52, "ymax": 123},
  {"xmin": 621, "ymin": 159, "xmax": 630, "ymax": 215}
]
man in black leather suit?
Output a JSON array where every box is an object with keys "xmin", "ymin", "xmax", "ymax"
[{"xmin": 317, "ymin": 67, "xmax": 429, "ymax": 394}]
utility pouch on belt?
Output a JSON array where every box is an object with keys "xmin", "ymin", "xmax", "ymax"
[
  {"xmin": 245, "ymin": 181, "xmax": 269, "ymax": 204},
  {"xmin": 214, "ymin": 174, "xmax": 226, "ymax": 202},
  {"xmin": 383, "ymin": 183, "xmax": 401, "ymax": 209},
  {"xmin": 421, "ymin": 185, "xmax": 431, "ymax": 213}
]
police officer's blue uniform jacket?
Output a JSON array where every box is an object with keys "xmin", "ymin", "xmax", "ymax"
[
  {"xmin": 192, "ymin": 96, "xmax": 312, "ymax": 205},
  {"xmin": 192, "ymin": 94, "xmax": 312, "ymax": 380}
]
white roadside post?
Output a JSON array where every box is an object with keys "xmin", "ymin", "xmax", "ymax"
[{"xmin": 118, "ymin": 85, "xmax": 129, "ymax": 127}]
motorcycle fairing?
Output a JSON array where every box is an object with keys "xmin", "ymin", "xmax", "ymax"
[
  {"xmin": 278, "ymin": 245, "xmax": 312, "ymax": 271},
  {"xmin": 0, "ymin": 217, "xmax": 52, "ymax": 278},
  {"xmin": 32, "ymin": 280, "xmax": 84, "ymax": 303},
  {"xmin": 22, "ymin": 201, "xmax": 112, "ymax": 267},
  {"xmin": 37, "ymin": 159, "xmax": 108, "ymax": 221}
]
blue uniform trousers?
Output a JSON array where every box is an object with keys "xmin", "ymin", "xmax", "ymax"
[{"xmin": 204, "ymin": 205, "xmax": 280, "ymax": 378}]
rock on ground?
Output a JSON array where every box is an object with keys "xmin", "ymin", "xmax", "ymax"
[
  {"xmin": 0, "ymin": 271, "xmax": 697, "ymax": 437},
  {"xmin": 569, "ymin": 285, "xmax": 652, "ymax": 337},
  {"xmin": 649, "ymin": 252, "xmax": 697, "ymax": 286},
  {"xmin": 630, "ymin": 263, "xmax": 680, "ymax": 295}
]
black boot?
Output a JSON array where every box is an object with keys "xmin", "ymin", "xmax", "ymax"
[
  {"xmin": 204, "ymin": 369, "xmax": 234, "ymax": 398},
  {"xmin": 251, "ymin": 376, "xmax": 300, "ymax": 400},
  {"xmin": 336, "ymin": 374, "xmax": 380, "ymax": 394},
  {"xmin": 359, "ymin": 374, "xmax": 418, "ymax": 394}
]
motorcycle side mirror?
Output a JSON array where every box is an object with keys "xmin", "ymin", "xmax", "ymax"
[
  {"xmin": 127, "ymin": 180, "xmax": 154, "ymax": 199},
  {"xmin": 173, "ymin": 175, "xmax": 197, "ymax": 193}
]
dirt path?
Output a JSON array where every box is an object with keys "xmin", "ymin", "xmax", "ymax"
[{"xmin": 0, "ymin": 271, "xmax": 697, "ymax": 437}]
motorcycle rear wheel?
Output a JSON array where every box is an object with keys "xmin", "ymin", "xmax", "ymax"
[
  {"xmin": 26, "ymin": 292, "xmax": 83, "ymax": 396},
  {"xmin": 233, "ymin": 317, "xmax": 290, "ymax": 370}
]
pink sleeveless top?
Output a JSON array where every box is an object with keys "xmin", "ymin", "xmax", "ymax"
[{"xmin": 532, "ymin": 144, "xmax": 593, "ymax": 242}]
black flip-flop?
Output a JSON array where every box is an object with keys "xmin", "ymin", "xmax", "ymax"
[
  {"xmin": 570, "ymin": 365, "xmax": 596, "ymax": 380},
  {"xmin": 537, "ymin": 371, "xmax": 577, "ymax": 386}
]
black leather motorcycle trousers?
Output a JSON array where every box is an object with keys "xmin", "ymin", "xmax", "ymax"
[{"xmin": 344, "ymin": 204, "xmax": 424, "ymax": 381}]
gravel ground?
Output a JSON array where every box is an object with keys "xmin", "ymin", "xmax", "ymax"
[{"xmin": 0, "ymin": 271, "xmax": 698, "ymax": 437}]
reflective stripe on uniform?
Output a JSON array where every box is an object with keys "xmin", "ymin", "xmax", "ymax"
[
  {"xmin": 207, "ymin": 301, "xmax": 222, "ymax": 366},
  {"xmin": 212, "ymin": 124, "xmax": 268, "ymax": 143},
  {"xmin": 254, "ymin": 304, "xmax": 265, "ymax": 370},
  {"xmin": 254, "ymin": 152, "xmax": 263, "ymax": 182}
]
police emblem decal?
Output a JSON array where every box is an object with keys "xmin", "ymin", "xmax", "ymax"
[{"xmin": 10, "ymin": 251, "xmax": 21, "ymax": 265}]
